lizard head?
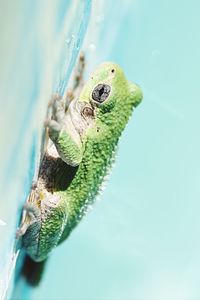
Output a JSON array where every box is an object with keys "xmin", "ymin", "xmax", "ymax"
[{"xmin": 74, "ymin": 62, "xmax": 143, "ymax": 136}]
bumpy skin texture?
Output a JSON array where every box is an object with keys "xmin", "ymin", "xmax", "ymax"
[{"xmin": 20, "ymin": 62, "xmax": 143, "ymax": 262}]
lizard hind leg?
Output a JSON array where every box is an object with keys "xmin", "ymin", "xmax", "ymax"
[
  {"xmin": 16, "ymin": 202, "xmax": 41, "ymax": 239},
  {"xmin": 21, "ymin": 191, "xmax": 68, "ymax": 262}
]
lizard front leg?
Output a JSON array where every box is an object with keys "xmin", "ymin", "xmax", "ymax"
[
  {"xmin": 47, "ymin": 94, "xmax": 83, "ymax": 167},
  {"xmin": 73, "ymin": 51, "xmax": 85, "ymax": 90}
]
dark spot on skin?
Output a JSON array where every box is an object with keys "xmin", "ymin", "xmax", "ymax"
[
  {"xmin": 82, "ymin": 106, "xmax": 94, "ymax": 117},
  {"xmin": 92, "ymin": 84, "xmax": 111, "ymax": 103},
  {"xmin": 31, "ymin": 181, "xmax": 37, "ymax": 190}
]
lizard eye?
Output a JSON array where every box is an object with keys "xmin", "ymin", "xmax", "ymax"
[{"xmin": 92, "ymin": 84, "xmax": 111, "ymax": 103}]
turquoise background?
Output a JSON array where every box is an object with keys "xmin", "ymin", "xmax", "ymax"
[{"xmin": 0, "ymin": 0, "xmax": 199, "ymax": 299}]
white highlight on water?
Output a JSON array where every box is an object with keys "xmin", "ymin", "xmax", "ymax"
[{"xmin": 0, "ymin": 219, "xmax": 6, "ymax": 226}]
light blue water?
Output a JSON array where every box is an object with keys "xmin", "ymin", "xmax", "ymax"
[
  {"xmin": 1, "ymin": 0, "xmax": 200, "ymax": 299},
  {"xmin": 0, "ymin": 0, "xmax": 91, "ymax": 298}
]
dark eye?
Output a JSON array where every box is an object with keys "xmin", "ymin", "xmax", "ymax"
[{"xmin": 92, "ymin": 84, "xmax": 111, "ymax": 103}]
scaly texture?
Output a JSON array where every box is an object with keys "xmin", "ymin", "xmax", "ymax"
[{"xmin": 21, "ymin": 62, "xmax": 143, "ymax": 261}]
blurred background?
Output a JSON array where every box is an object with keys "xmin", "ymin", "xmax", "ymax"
[{"xmin": 0, "ymin": 0, "xmax": 200, "ymax": 299}]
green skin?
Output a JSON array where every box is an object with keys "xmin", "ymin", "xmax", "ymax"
[{"xmin": 21, "ymin": 62, "xmax": 143, "ymax": 262}]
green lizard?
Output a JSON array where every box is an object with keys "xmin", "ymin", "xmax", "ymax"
[{"xmin": 17, "ymin": 56, "xmax": 143, "ymax": 263}]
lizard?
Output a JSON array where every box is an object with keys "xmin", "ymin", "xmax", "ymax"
[{"xmin": 17, "ymin": 54, "xmax": 143, "ymax": 267}]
